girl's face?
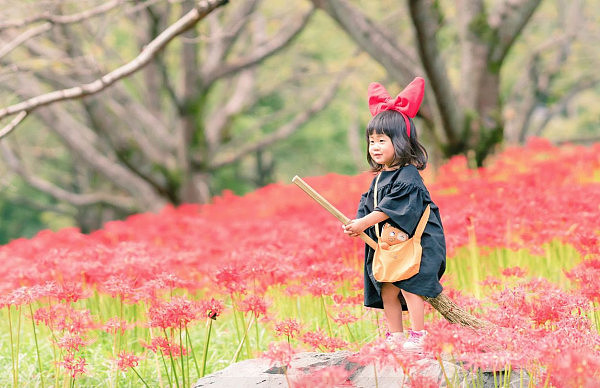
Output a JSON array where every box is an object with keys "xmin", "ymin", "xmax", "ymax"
[{"xmin": 369, "ymin": 133, "xmax": 396, "ymax": 169}]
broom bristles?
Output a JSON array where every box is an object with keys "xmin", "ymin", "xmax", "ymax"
[{"xmin": 424, "ymin": 292, "xmax": 491, "ymax": 329}]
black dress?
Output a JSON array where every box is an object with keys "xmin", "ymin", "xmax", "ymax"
[{"xmin": 357, "ymin": 165, "xmax": 446, "ymax": 310}]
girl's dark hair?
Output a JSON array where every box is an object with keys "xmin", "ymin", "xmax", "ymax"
[{"xmin": 366, "ymin": 110, "xmax": 428, "ymax": 172}]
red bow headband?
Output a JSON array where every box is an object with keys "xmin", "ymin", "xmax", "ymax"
[{"xmin": 367, "ymin": 77, "xmax": 425, "ymax": 137}]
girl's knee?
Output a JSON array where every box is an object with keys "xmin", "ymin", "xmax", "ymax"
[{"xmin": 381, "ymin": 283, "xmax": 400, "ymax": 302}]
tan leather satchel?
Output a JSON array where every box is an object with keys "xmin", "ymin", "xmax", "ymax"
[{"xmin": 372, "ymin": 173, "xmax": 430, "ymax": 282}]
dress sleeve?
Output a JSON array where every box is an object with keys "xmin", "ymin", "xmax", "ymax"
[
  {"xmin": 375, "ymin": 182, "xmax": 425, "ymax": 236},
  {"xmin": 356, "ymin": 192, "xmax": 368, "ymax": 218}
]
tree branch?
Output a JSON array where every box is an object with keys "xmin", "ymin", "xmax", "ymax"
[
  {"xmin": 0, "ymin": 0, "xmax": 125, "ymax": 31},
  {"xmin": 488, "ymin": 0, "xmax": 543, "ymax": 65},
  {"xmin": 209, "ymin": 69, "xmax": 346, "ymax": 169},
  {"xmin": 0, "ymin": 0, "xmax": 127, "ymax": 60},
  {"xmin": 0, "ymin": 0, "xmax": 229, "ymax": 137},
  {"xmin": 205, "ymin": 68, "xmax": 257, "ymax": 152},
  {"xmin": 309, "ymin": 0, "xmax": 420, "ymax": 84},
  {"xmin": 531, "ymin": 77, "xmax": 600, "ymax": 138},
  {"xmin": 202, "ymin": 0, "xmax": 261, "ymax": 73},
  {"xmin": 409, "ymin": 0, "xmax": 461, "ymax": 144},
  {"xmin": 0, "ymin": 141, "xmax": 136, "ymax": 209},
  {"xmin": 201, "ymin": 6, "xmax": 314, "ymax": 87},
  {"xmin": 0, "ymin": 23, "xmax": 52, "ymax": 60},
  {"xmin": 0, "ymin": 112, "xmax": 27, "ymax": 139}
]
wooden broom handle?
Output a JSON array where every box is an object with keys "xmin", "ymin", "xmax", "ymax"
[
  {"xmin": 293, "ymin": 178, "xmax": 491, "ymax": 329},
  {"xmin": 292, "ymin": 175, "xmax": 378, "ymax": 250}
]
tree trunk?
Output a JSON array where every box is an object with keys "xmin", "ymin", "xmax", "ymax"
[{"xmin": 312, "ymin": 0, "xmax": 544, "ymax": 166}]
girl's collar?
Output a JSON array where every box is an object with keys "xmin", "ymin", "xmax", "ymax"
[{"xmin": 381, "ymin": 163, "xmax": 410, "ymax": 171}]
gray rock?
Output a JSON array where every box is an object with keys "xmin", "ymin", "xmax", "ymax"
[{"xmin": 193, "ymin": 351, "xmax": 529, "ymax": 387}]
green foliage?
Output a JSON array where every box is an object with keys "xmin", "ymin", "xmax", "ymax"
[
  {"xmin": 0, "ymin": 199, "xmax": 44, "ymax": 244},
  {"xmin": 0, "ymin": 180, "xmax": 70, "ymax": 244}
]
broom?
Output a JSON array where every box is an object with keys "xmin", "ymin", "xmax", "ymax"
[{"xmin": 292, "ymin": 175, "xmax": 490, "ymax": 329}]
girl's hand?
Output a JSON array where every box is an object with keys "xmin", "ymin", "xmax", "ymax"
[{"xmin": 342, "ymin": 218, "xmax": 368, "ymax": 237}]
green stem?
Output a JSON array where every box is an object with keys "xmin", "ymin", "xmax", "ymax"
[
  {"xmin": 159, "ymin": 350, "xmax": 172, "ymax": 388},
  {"xmin": 201, "ymin": 319, "xmax": 213, "ymax": 377},
  {"xmin": 344, "ymin": 323, "xmax": 356, "ymax": 343},
  {"xmin": 504, "ymin": 364, "xmax": 512, "ymax": 388},
  {"xmin": 436, "ymin": 356, "xmax": 450, "ymax": 387},
  {"xmin": 115, "ymin": 296, "xmax": 124, "ymax": 388},
  {"xmin": 15, "ymin": 306, "xmax": 22, "ymax": 388},
  {"xmin": 8, "ymin": 306, "xmax": 16, "ymax": 388},
  {"xmin": 112, "ymin": 332, "xmax": 119, "ymax": 388},
  {"xmin": 131, "ymin": 366, "xmax": 151, "ymax": 388},
  {"xmin": 241, "ymin": 313, "xmax": 252, "ymax": 359},
  {"xmin": 320, "ymin": 295, "xmax": 333, "ymax": 337},
  {"xmin": 230, "ymin": 314, "xmax": 255, "ymax": 365},
  {"xmin": 186, "ymin": 325, "xmax": 201, "ymax": 378},
  {"xmin": 255, "ymin": 313, "xmax": 260, "ymax": 353},
  {"xmin": 164, "ymin": 329, "xmax": 181, "ymax": 388},
  {"xmin": 179, "ymin": 325, "xmax": 186, "ymax": 388},
  {"xmin": 467, "ymin": 224, "xmax": 482, "ymax": 299},
  {"xmin": 29, "ymin": 303, "xmax": 45, "ymax": 388},
  {"xmin": 48, "ymin": 298, "xmax": 60, "ymax": 388}
]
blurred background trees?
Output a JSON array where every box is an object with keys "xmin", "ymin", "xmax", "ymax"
[{"xmin": 0, "ymin": 0, "xmax": 598, "ymax": 242}]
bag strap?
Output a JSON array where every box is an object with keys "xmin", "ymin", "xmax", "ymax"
[
  {"xmin": 374, "ymin": 173, "xmax": 382, "ymax": 239},
  {"xmin": 373, "ymin": 172, "xmax": 430, "ymax": 241}
]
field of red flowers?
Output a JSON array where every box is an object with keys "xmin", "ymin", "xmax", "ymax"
[{"xmin": 1, "ymin": 138, "xmax": 599, "ymax": 387}]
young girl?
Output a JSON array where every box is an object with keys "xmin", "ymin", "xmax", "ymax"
[{"xmin": 343, "ymin": 77, "xmax": 446, "ymax": 352}]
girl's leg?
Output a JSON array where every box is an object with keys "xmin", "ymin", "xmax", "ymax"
[
  {"xmin": 400, "ymin": 289, "xmax": 425, "ymax": 331},
  {"xmin": 381, "ymin": 283, "xmax": 404, "ymax": 333}
]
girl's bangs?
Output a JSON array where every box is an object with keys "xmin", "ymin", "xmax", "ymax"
[{"xmin": 366, "ymin": 111, "xmax": 404, "ymax": 137}]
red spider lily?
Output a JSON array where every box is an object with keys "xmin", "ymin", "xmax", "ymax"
[
  {"xmin": 544, "ymin": 350, "xmax": 600, "ymax": 388},
  {"xmin": 99, "ymin": 275, "xmax": 137, "ymax": 301},
  {"xmin": 323, "ymin": 336, "xmax": 348, "ymax": 352},
  {"xmin": 59, "ymin": 354, "xmax": 87, "ymax": 379},
  {"xmin": 291, "ymin": 365, "xmax": 353, "ymax": 387},
  {"xmin": 147, "ymin": 297, "xmax": 198, "ymax": 329},
  {"xmin": 300, "ymin": 330, "xmax": 327, "ymax": 350},
  {"xmin": 33, "ymin": 304, "xmax": 95, "ymax": 334},
  {"xmin": 332, "ymin": 294, "xmax": 344, "ymax": 304},
  {"xmin": 140, "ymin": 336, "xmax": 188, "ymax": 358},
  {"xmin": 274, "ymin": 318, "xmax": 301, "ymax": 339},
  {"xmin": 501, "ymin": 266, "xmax": 528, "ymax": 278},
  {"xmin": 349, "ymin": 337, "xmax": 420, "ymax": 370},
  {"xmin": 51, "ymin": 282, "xmax": 90, "ymax": 304},
  {"xmin": 332, "ymin": 311, "xmax": 359, "ymax": 326},
  {"xmin": 54, "ymin": 333, "xmax": 92, "ymax": 352},
  {"xmin": 300, "ymin": 330, "xmax": 348, "ymax": 352},
  {"xmin": 115, "ymin": 351, "xmax": 141, "ymax": 371},
  {"xmin": 102, "ymin": 317, "xmax": 132, "ymax": 335},
  {"xmin": 238, "ymin": 295, "xmax": 268, "ymax": 318},
  {"xmin": 261, "ymin": 341, "xmax": 298, "ymax": 368},
  {"xmin": 405, "ymin": 374, "xmax": 442, "ymax": 388},
  {"xmin": 306, "ymin": 278, "xmax": 336, "ymax": 297},
  {"xmin": 4, "ymin": 284, "xmax": 53, "ymax": 306},
  {"xmin": 487, "ymin": 278, "xmax": 589, "ymax": 327},
  {"xmin": 566, "ymin": 257, "xmax": 600, "ymax": 302},
  {"xmin": 533, "ymin": 332, "xmax": 600, "ymax": 387},
  {"xmin": 198, "ymin": 297, "xmax": 224, "ymax": 320},
  {"xmin": 214, "ymin": 264, "xmax": 249, "ymax": 295}
]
